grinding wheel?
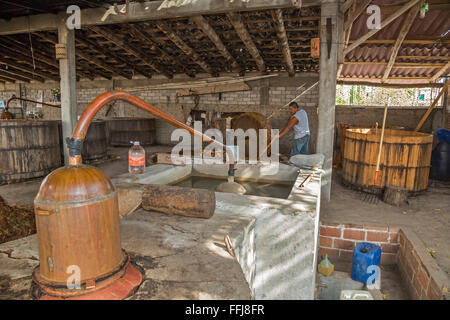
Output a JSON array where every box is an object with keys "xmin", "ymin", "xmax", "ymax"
[{"xmin": 216, "ymin": 181, "xmax": 247, "ymax": 195}]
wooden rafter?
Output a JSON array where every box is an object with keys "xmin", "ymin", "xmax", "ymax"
[
  {"xmin": 382, "ymin": 2, "xmax": 421, "ymax": 81},
  {"xmin": 344, "ymin": 0, "xmax": 421, "ymax": 55},
  {"xmin": 190, "ymin": 15, "xmax": 241, "ymax": 73},
  {"xmin": 0, "ymin": 37, "xmax": 58, "ymax": 68},
  {"xmin": 88, "ymin": 25, "xmax": 173, "ymax": 78},
  {"xmin": 0, "ymin": 75, "xmax": 14, "ymax": 83},
  {"xmin": 344, "ymin": 0, "xmax": 372, "ymax": 31},
  {"xmin": 0, "ymin": 65, "xmax": 44, "ymax": 82},
  {"xmin": 271, "ymin": 9, "xmax": 294, "ymax": 77},
  {"xmin": 128, "ymin": 25, "xmax": 194, "ymax": 77},
  {"xmin": 0, "ymin": 57, "xmax": 58, "ymax": 81},
  {"xmin": 155, "ymin": 21, "xmax": 215, "ymax": 76},
  {"xmin": 76, "ymin": 32, "xmax": 153, "ymax": 79},
  {"xmin": 227, "ymin": 12, "xmax": 266, "ymax": 73},
  {"xmin": 0, "ymin": 42, "xmax": 59, "ymax": 75},
  {"xmin": 0, "ymin": 69, "xmax": 30, "ymax": 83},
  {"xmin": 430, "ymin": 61, "xmax": 450, "ymax": 82},
  {"xmin": 415, "ymin": 81, "xmax": 449, "ymax": 131},
  {"xmin": 34, "ymin": 32, "xmax": 115, "ymax": 80}
]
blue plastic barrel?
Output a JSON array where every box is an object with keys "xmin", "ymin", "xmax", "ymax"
[{"xmin": 351, "ymin": 242, "xmax": 381, "ymax": 284}]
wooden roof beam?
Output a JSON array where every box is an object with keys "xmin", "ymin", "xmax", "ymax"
[
  {"xmin": 271, "ymin": 9, "xmax": 294, "ymax": 77},
  {"xmin": 128, "ymin": 25, "xmax": 194, "ymax": 77},
  {"xmin": 0, "ymin": 0, "xmax": 317, "ymax": 35},
  {"xmin": 227, "ymin": 12, "xmax": 266, "ymax": 73},
  {"xmin": 344, "ymin": 0, "xmax": 372, "ymax": 31},
  {"xmin": 77, "ymin": 31, "xmax": 153, "ymax": 79},
  {"xmin": 190, "ymin": 15, "xmax": 241, "ymax": 74},
  {"xmin": 33, "ymin": 32, "xmax": 120, "ymax": 80},
  {"xmin": 155, "ymin": 21, "xmax": 215, "ymax": 76},
  {"xmin": 0, "ymin": 70, "xmax": 30, "ymax": 83},
  {"xmin": 382, "ymin": 2, "xmax": 421, "ymax": 81},
  {"xmin": 88, "ymin": 25, "xmax": 172, "ymax": 78},
  {"xmin": 430, "ymin": 61, "xmax": 450, "ymax": 83},
  {"xmin": 344, "ymin": 0, "xmax": 422, "ymax": 55},
  {"xmin": 0, "ymin": 65, "xmax": 44, "ymax": 82},
  {"xmin": 0, "ymin": 58, "xmax": 58, "ymax": 81}
]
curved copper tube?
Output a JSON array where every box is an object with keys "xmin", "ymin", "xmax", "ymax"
[
  {"xmin": 7, "ymin": 96, "xmax": 61, "ymax": 109},
  {"xmin": 70, "ymin": 90, "xmax": 227, "ymax": 165}
]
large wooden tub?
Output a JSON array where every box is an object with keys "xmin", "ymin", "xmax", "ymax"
[
  {"xmin": 107, "ymin": 118, "xmax": 156, "ymax": 147},
  {"xmin": 342, "ymin": 128, "xmax": 433, "ymax": 193},
  {"xmin": 0, "ymin": 120, "xmax": 61, "ymax": 184}
]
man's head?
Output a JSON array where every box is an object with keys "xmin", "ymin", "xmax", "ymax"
[{"xmin": 289, "ymin": 102, "xmax": 300, "ymax": 115}]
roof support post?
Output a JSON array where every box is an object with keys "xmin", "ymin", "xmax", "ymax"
[
  {"xmin": 58, "ymin": 17, "xmax": 78, "ymax": 164},
  {"xmin": 316, "ymin": 0, "xmax": 342, "ymax": 203}
]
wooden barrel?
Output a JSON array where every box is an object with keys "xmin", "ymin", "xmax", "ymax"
[
  {"xmin": 336, "ymin": 123, "xmax": 405, "ymax": 168},
  {"xmin": 342, "ymin": 128, "xmax": 433, "ymax": 193},
  {"xmin": 82, "ymin": 120, "xmax": 107, "ymax": 161},
  {"xmin": 107, "ymin": 118, "xmax": 156, "ymax": 147},
  {"xmin": 231, "ymin": 112, "xmax": 272, "ymax": 158},
  {"xmin": 0, "ymin": 120, "xmax": 61, "ymax": 184},
  {"xmin": 58, "ymin": 120, "xmax": 108, "ymax": 162}
]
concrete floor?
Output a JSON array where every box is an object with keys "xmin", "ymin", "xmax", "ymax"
[
  {"xmin": 1, "ymin": 145, "xmax": 448, "ymax": 299},
  {"xmin": 322, "ymin": 172, "xmax": 450, "ymax": 278}
]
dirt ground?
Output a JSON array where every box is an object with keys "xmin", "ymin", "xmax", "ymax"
[
  {"xmin": 0, "ymin": 195, "xmax": 35, "ymax": 244},
  {"xmin": 322, "ymin": 171, "xmax": 450, "ymax": 277}
]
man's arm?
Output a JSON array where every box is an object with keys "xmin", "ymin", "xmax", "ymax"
[{"xmin": 277, "ymin": 116, "xmax": 299, "ymax": 138}]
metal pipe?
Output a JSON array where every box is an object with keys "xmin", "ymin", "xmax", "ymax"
[
  {"xmin": 6, "ymin": 95, "xmax": 61, "ymax": 109},
  {"xmin": 69, "ymin": 90, "xmax": 230, "ymax": 165}
]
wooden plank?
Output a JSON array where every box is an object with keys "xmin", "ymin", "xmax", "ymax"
[
  {"xmin": 271, "ymin": 9, "xmax": 294, "ymax": 76},
  {"xmin": 227, "ymin": 12, "xmax": 266, "ymax": 73},
  {"xmin": 190, "ymin": 15, "xmax": 241, "ymax": 73},
  {"xmin": 155, "ymin": 21, "xmax": 215, "ymax": 75},
  {"xmin": 344, "ymin": 0, "xmax": 422, "ymax": 55},
  {"xmin": 0, "ymin": 70, "xmax": 30, "ymax": 83},
  {"xmin": 76, "ymin": 33, "xmax": 153, "ymax": 79},
  {"xmin": 344, "ymin": 0, "xmax": 372, "ymax": 31},
  {"xmin": 155, "ymin": 153, "xmax": 187, "ymax": 165},
  {"xmin": 0, "ymin": 57, "xmax": 58, "ymax": 81},
  {"xmin": 430, "ymin": 61, "xmax": 450, "ymax": 83},
  {"xmin": 414, "ymin": 82, "xmax": 449, "ymax": 132},
  {"xmin": 0, "ymin": 0, "xmax": 316, "ymax": 35},
  {"xmin": 129, "ymin": 25, "xmax": 194, "ymax": 77},
  {"xmin": 337, "ymin": 80, "xmax": 445, "ymax": 88},
  {"xmin": 176, "ymin": 82, "xmax": 251, "ymax": 97},
  {"xmin": 382, "ymin": 3, "xmax": 421, "ymax": 81},
  {"xmin": 88, "ymin": 25, "xmax": 171, "ymax": 78}
]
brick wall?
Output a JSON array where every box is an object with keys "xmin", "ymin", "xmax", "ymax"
[
  {"xmin": 319, "ymin": 221, "xmax": 400, "ymax": 265},
  {"xmin": 319, "ymin": 222, "xmax": 449, "ymax": 300},
  {"xmin": 397, "ymin": 228, "xmax": 449, "ymax": 300}
]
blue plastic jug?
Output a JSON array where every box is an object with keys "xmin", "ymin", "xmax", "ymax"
[{"xmin": 351, "ymin": 242, "xmax": 381, "ymax": 284}]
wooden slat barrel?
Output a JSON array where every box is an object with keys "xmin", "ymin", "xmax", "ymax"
[
  {"xmin": 342, "ymin": 128, "xmax": 433, "ymax": 193},
  {"xmin": 82, "ymin": 120, "xmax": 107, "ymax": 161},
  {"xmin": 0, "ymin": 120, "xmax": 61, "ymax": 184},
  {"xmin": 58, "ymin": 120, "xmax": 108, "ymax": 162},
  {"xmin": 107, "ymin": 118, "xmax": 156, "ymax": 147}
]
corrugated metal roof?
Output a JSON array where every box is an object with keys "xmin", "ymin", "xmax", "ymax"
[{"xmin": 341, "ymin": 0, "xmax": 450, "ymax": 85}]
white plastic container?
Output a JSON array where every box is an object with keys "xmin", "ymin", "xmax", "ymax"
[
  {"xmin": 128, "ymin": 141, "xmax": 146, "ymax": 174},
  {"xmin": 340, "ymin": 290, "xmax": 374, "ymax": 300}
]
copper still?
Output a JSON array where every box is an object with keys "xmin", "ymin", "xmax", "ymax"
[{"xmin": 31, "ymin": 90, "xmax": 224, "ymax": 300}]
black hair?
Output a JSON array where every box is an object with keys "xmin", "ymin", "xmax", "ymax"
[{"xmin": 289, "ymin": 102, "xmax": 299, "ymax": 109}]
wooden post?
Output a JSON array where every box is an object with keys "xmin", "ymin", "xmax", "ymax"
[
  {"xmin": 415, "ymin": 82, "xmax": 449, "ymax": 132},
  {"xmin": 316, "ymin": 0, "xmax": 342, "ymax": 202},
  {"xmin": 58, "ymin": 17, "xmax": 77, "ymax": 164}
]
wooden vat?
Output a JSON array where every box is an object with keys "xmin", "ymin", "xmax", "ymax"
[
  {"xmin": 82, "ymin": 120, "xmax": 107, "ymax": 161},
  {"xmin": 58, "ymin": 120, "xmax": 108, "ymax": 162},
  {"xmin": 0, "ymin": 120, "xmax": 61, "ymax": 184},
  {"xmin": 107, "ymin": 117, "xmax": 156, "ymax": 147},
  {"xmin": 342, "ymin": 128, "xmax": 433, "ymax": 193}
]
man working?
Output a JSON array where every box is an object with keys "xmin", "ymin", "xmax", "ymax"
[{"xmin": 276, "ymin": 102, "xmax": 310, "ymax": 156}]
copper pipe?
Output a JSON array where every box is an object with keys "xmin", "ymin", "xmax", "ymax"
[
  {"xmin": 71, "ymin": 90, "xmax": 228, "ymax": 165},
  {"xmin": 7, "ymin": 96, "xmax": 61, "ymax": 109}
]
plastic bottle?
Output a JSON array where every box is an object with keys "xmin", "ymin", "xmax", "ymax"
[{"xmin": 128, "ymin": 141, "xmax": 145, "ymax": 174}]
